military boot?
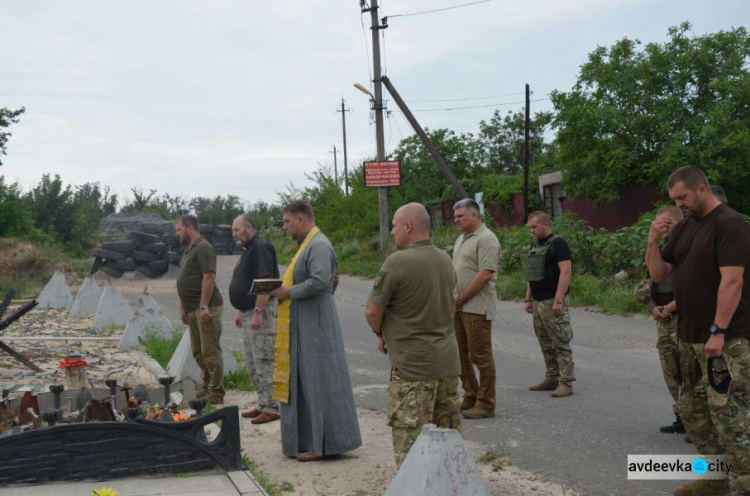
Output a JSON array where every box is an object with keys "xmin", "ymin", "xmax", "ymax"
[
  {"xmin": 660, "ymin": 417, "xmax": 686, "ymax": 434},
  {"xmin": 529, "ymin": 379, "xmax": 558, "ymax": 391},
  {"xmin": 460, "ymin": 397, "xmax": 476, "ymax": 411},
  {"xmin": 550, "ymin": 384, "xmax": 573, "ymax": 397},
  {"xmin": 673, "ymin": 480, "xmax": 730, "ymax": 496}
]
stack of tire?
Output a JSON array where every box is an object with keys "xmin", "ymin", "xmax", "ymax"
[
  {"xmin": 212, "ymin": 224, "xmax": 234, "ymax": 255},
  {"xmin": 93, "ymin": 231, "xmax": 185, "ymax": 279}
]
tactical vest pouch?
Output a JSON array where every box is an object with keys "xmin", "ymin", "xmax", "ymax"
[{"xmin": 525, "ymin": 235, "xmax": 557, "ymax": 282}]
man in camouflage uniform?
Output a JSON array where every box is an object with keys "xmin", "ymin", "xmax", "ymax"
[
  {"xmin": 636, "ymin": 205, "xmax": 685, "ymax": 435},
  {"xmin": 647, "ymin": 166, "xmax": 750, "ymax": 496},
  {"xmin": 524, "ymin": 211, "xmax": 576, "ymax": 397},
  {"xmin": 366, "ymin": 203, "xmax": 461, "ymax": 467}
]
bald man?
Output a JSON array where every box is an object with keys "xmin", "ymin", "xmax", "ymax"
[{"xmin": 366, "ymin": 203, "xmax": 461, "ymax": 467}]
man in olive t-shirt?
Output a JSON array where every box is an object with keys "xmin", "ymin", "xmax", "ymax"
[
  {"xmin": 176, "ymin": 215, "xmax": 224, "ymax": 404},
  {"xmin": 365, "ymin": 203, "xmax": 461, "ymax": 468},
  {"xmin": 647, "ymin": 166, "xmax": 750, "ymax": 496}
]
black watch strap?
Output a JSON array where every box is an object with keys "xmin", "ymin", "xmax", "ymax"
[{"xmin": 710, "ymin": 324, "xmax": 727, "ymax": 335}]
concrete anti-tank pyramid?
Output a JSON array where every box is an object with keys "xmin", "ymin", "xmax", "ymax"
[
  {"xmin": 69, "ymin": 276, "xmax": 102, "ymax": 318},
  {"xmin": 92, "ymin": 282, "xmax": 134, "ymax": 331},
  {"xmin": 37, "ymin": 271, "xmax": 73, "ymax": 310},
  {"xmin": 166, "ymin": 328, "xmax": 239, "ymax": 382},
  {"xmin": 385, "ymin": 424, "xmax": 491, "ymax": 496},
  {"xmin": 118, "ymin": 293, "xmax": 175, "ymax": 350}
]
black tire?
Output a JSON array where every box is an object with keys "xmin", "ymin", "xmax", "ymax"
[
  {"xmin": 212, "ymin": 239, "xmax": 231, "ymax": 248},
  {"xmin": 130, "ymin": 250, "xmax": 161, "ymax": 262},
  {"xmin": 101, "ymin": 240, "xmax": 136, "ymax": 253},
  {"xmin": 148, "ymin": 260, "xmax": 169, "ymax": 272},
  {"xmin": 165, "ymin": 251, "xmax": 182, "ymax": 263},
  {"xmin": 216, "ymin": 249, "xmax": 231, "ymax": 256},
  {"xmin": 198, "ymin": 223, "xmax": 214, "ymax": 232},
  {"xmin": 139, "ymin": 242, "xmax": 169, "ymax": 254},
  {"xmin": 91, "ymin": 249, "xmax": 125, "ymax": 261},
  {"xmin": 174, "ymin": 244, "xmax": 186, "ymax": 255},
  {"xmin": 136, "ymin": 265, "xmax": 163, "ymax": 279},
  {"xmin": 161, "ymin": 234, "xmax": 180, "ymax": 247},
  {"xmin": 105, "ymin": 258, "xmax": 138, "ymax": 271},
  {"xmin": 213, "ymin": 229, "xmax": 233, "ymax": 238},
  {"xmin": 128, "ymin": 231, "xmax": 160, "ymax": 245},
  {"xmin": 100, "ymin": 265, "xmax": 124, "ymax": 278}
]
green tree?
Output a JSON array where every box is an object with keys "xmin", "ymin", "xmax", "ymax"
[
  {"xmin": 0, "ymin": 107, "xmax": 25, "ymax": 167},
  {"xmin": 477, "ymin": 109, "xmax": 554, "ymax": 175},
  {"xmin": 190, "ymin": 195, "xmax": 245, "ymax": 225},
  {"xmin": 551, "ymin": 23, "xmax": 750, "ymax": 212},
  {"xmin": 0, "ymin": 177, "xmax": 34, "ymax": 237},
  {"xmin": 391, "ymin": 128, "xmax": 479, "ymax": 205}
]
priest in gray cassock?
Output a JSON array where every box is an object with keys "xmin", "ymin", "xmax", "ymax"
[{"xmin": 271, "ymin": 199, "xmax": 362, "ymax": 462}]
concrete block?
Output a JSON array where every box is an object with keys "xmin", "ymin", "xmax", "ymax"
[
  {"xmin": 385, "ymin": 424, "xmax": 491, "ymax": 496},
  {"xmin": 36, "ymin": 271, "xmax": 73, "ymax": 310},
  {"xmin": 92, "ymin": 283, "xmax": 134, "ymax": 331},
  {"xmin": 118, "ymin": 294, "xmax": 175, "ymax": 350},
  {"xmin": 167, "ymin": 328, "xmax": 240, "ymax": 382},
  {"xmin": 69, "ymin": 276, "xmax": 102, "ymax": 318}
]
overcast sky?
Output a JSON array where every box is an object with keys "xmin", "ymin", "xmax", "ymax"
[{"xmin": 1, "ymin": 0, "xmax": 746, "ymax": 208}]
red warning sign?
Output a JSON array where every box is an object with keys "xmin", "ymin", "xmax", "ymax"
[{"xmin": 364, "ymin": 161, "xmax": 401, "ymax": 187}]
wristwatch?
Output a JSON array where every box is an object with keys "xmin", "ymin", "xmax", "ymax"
[
  {"xmin": 709, "ymin": 324, "xmax": 726, "ymax": 335},
  {"xmin": 199, "ymin": 305, "xmax": 209, "ymax": 311},
  {"xmin": 254, "ymin": 307, "xmax": 262, "ymax": 314}
]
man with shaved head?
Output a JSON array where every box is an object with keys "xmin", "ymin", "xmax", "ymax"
[
  {"xmin": 525, "ymin": 211, "xmax": 576, "ymax": 398},
  {"xmin": 366, "ymin": 202, "xmax": 461, "ymax": 467}
]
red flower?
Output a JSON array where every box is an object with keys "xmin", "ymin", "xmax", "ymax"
[{"xmin": 59, "ymin": 356, "xmax": 90, "ymax": 369}]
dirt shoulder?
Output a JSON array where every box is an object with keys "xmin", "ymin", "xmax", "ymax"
[{"xmin": 227, "ymin": 391, "xmax": 578, "ymax": 496}]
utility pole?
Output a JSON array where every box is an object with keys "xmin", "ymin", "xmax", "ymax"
[
  {"xmin": 336, "ymin": 99, "xmax": 351, "ymax": 195},
  {"xmin": 523, "ymin": 84, "xmax": 530, "ymax": 224},
  {"xmin": 329, "ymin": 144, "xmax": 338, "ymax": 184},
  {"xmin": 362, "ymin": 0, "xmax": 389, "ymax": 253}
]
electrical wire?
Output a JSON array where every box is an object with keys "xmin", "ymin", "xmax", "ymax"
[
  {"xmin": 398, "ymin": 97, "xmax": 550, "ymax": 112},
  {"xmin": 407, "ymin": 91, "xmax": 527, "ymax": 103},
  {"xmin": 388, "ymin": 0, "xmax": 491, "ymax": 18}
]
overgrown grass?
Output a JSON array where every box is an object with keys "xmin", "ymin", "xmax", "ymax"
[
  {"xmin": 242, "ymin": 453, "xmax": 295, "ymax": 495},
  {"xmin": 141, "ymin": 328, "xmax": 182, "ymax": 369},
  {"xmin": 224, "ymin": 349, "xmax": 255, "ymax": 391},
  {"xmin": 0, "ymin": 237, "xmax": 90, "ymax": 298}
]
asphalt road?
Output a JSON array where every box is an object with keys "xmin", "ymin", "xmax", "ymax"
[{"xmin": 151, "ymin": 254, "xmax": 695, "ymax": 496}]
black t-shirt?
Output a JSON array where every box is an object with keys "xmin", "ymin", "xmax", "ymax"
[
  {"xmin": 661, "ymin": 204, "xmax": 750, "ymax": 343},
  {"xmin": 529, "ymin": 234, "xmax": 572, "ymax": 301},
  {"xmin": 228, "ymin": 234, "xmax": 280, "ymax": 311}
]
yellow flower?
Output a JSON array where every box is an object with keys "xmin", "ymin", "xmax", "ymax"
[{"xmin": 92, "ymin": 487, "xmax": 118, "ymax": 496}]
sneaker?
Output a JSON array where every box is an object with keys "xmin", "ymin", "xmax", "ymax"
[
  {"xmin": 461, "ymin": 406, "xmax": 495, "ymax": 419},
  {"xmin": 673, "ymin": 480, "xmax": 730, "ymax": 495},
  {"xmin": 660, "ymin": 418, "xmax": 687, "ymax": 434},
  {"xmin": 460, "ymin": 397, "xmax": 476, "ymax": 411},
  {"xmin": 529, "ymin": 379, "xmax": 558, "ymax": 391},
  {"xmin": 550, "ymin": 384, "xmax": 573, "ymax": 398}
]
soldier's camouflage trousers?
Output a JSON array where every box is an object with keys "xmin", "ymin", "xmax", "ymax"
[
  {"xmin": 657, "ymin": 317, "xmax": 681, "ymax": 417},
  {"xmin": 679, "ymin": 338, "xmax": 750, "ymax": 494},
  {"xmin": 241, "ymin": 299, "xmax": 279, "ymax": 415},
  {"xmin": 532, "ymin": 298, "xmax": 576, "ymax": 385},
  {"xmin": 387, "ymin": 367, "xmax": 461, "ymax": 468}
]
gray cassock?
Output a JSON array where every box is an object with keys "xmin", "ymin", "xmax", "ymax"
[{"xmin": 280, "ymin": 231, "xmax": 362, "ymax": 457}]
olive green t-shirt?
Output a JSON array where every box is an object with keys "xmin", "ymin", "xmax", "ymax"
[
  {"xmin": 176, "ymin": 236, "xmax": 223, "ymax": 312},
  {"xmin": 452, "ymin": 224, "xmax": 500, "ymax": 320},
  {"xmin": 369, "ymin": 239, "xmax": 460, "ymax": 382}
]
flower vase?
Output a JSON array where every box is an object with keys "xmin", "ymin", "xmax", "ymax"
[{"xmin": 65, "ymin": 365, "xmax": 88, "ymax": 390}]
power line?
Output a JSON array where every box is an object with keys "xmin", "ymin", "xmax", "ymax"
[
  {"xmin": 360, "ymin": 8, "xmax": 373, "ymax": 93},
  {"xmin": 407, "ymin": 91, "xmax": 526, "ymax": 103},
  {"xmin": 397, "ymin": 97, "xmax": 550, "ymax": 112},
  {"xmin": 388, "ymin": 0, "xmax": 491, "ymax": 19}
]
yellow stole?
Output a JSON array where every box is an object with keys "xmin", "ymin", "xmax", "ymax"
[{"xmin": 272, "ymin": 226, "xmax": 320, "ymax": 403}]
